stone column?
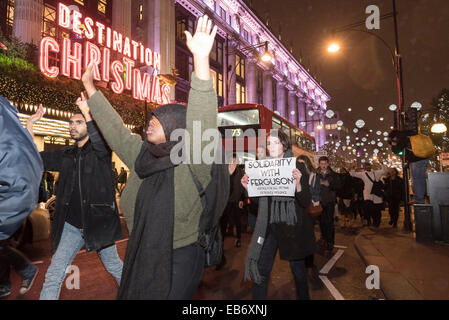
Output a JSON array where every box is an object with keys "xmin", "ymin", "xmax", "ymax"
[
  {"xmin": 246, "ymin": 59, "xmax": 257, "ymax": 104},
  {"xmin": 227, "ymin": 51, "xmax": 237, "ymax": 105},
  {"xmin": 297, "ymin": 95, "xmax": 307, "ymax": 131},
  {"xmin": 145, "ymin": 0, "xmax": 176, "ymax": 99},
  {"xmin": 288, "ymin": 90, "xmax": 297, "ymax": 125},
  {"xmin": 263, "ymin": 70, "xmax": 273, "ymax": 110},
  {"xmin": 113, "ymin": 0, "xmax": 132, "ymax": 38},
  {"xmin": 276, "ymin": 82, "xmax": 287, "ymax": 118},
  {"xmin": 320, "ymin": 111, "xmax": 327, "ymax": 150},
  {"xmin": 12, "ymin": 0, "xmax": 43, "ymax": 46},
  {"xmin": 305, "ymin": 102, "xmax": 314, "ymax": 135}
]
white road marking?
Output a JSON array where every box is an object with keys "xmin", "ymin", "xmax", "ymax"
[
  {"xmin": 32, "ymin": 261, "xmax": 44, "ymax": 265},
  {"xmin": 334, "ymin": 245, "xmax": 348, "ymax": 249},
  {"xmin": 320, "ymin": 249, "xmax": 345, "ymax": 274},
  {"xmin": 319, "ymin": 275, "xmax": 345, "ymax": 300}
]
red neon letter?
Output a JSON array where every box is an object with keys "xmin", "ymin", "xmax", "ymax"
[
  {"xmin": 123, "ymin": 57, "xmax": 135, "ymax": 91},
  {"xmin": 140, "ymin": 44, "xmax": 145, "ymax": 64},
  {"xmin": 123, "ymin": 37, "xmax": 131, "ymax": 58},
  {"xmin": 145, "ymin": 48, "xmax": 152, "ymax": 67},
  {"xmin": 106, "ymin": 27, "xmax": 112, "ymax": 48},
  {"xmin": 161, "ymin": 84, "xmax": 171, "ymax": 105},
  {"xmin": 111, "ymin": 60, "xmax": 124, "ymax": 94},
  {"xmin": 39, "ymin": 37, "xmax": 60, "ymax": 78},
  {"xmin": 150, "ymin": 76, "xmax": 162, "ymax": 104},
  {"xmin": 132, "ymin": 40, "xmax": 139, "ymax": 60},
  {"xmin": 102, "ymin": 47, "xmax": 110, "ymax": 82},
  {"xmin": 61, "ymin": 38, "xmax": 82, "ymax": 79},
  {"xmin": 133, "ymin": 69, "xmax": 151, "ymax": 101},
  {"xmin": 84, "ymin": 17, "xmax": 94, "ymax": 40},
  {"xmin": 58, "ymin": 3, "xmax": 70, "ymax": 29},
  {"xmin": 153, "ymin": 51, "xmax": 161, "ymax": 72},
  {"xmin": 72, "ymin": 10, "xmax": 83, "ymax": 35},
  {"xmin": 84, "ymin": 42, "xmax": 101, "ymax": 81},
  {"xmin": 113, "ymin": 31, "xmax": 123, "ymax": 53},
  {"xmin": 96, "ymin": 21, "xmax": 105, "ymax": 45}
]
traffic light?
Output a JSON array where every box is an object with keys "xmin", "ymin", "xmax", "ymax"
[{"xmin": 406, "ymin": 108, "xmax": 418, "ymax": 135}]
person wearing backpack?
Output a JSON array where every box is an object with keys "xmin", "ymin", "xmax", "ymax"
[
  {"xmin": 79, "ymin": 15, "xmax": 228, "ymax": 299},
  {"xmin": 350, "ymin": 163, "xmax": 387, "ymax": 228},
  {"xmin": 389, "ymin": 130, "xmax": 432, "ymax": 204}
]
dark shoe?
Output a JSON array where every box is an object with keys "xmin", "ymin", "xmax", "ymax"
[
  {"xmin": 235, "ymin": 239, "xmax": 241, "ymax": 248},
  {"xmin": 326, "ymin": 243, "xmax": 334, "ymax": 252},
  {"xmin": 389, "ymin": 221, "xmax": 393, "ymax": 225},
  {"xmin": 308, "ymin": 267, "xmax": 324, "ymax": 290},
  {"xmin": 20, "ymin": 267, "xmax": 38, "ymax": 295},
  {"xmin": 215, "ymin": 255, "xmax": 227, "ymax": 271},
  {"xmin": 0, "ymin": 285, "xmax": 11, "ymax": 298}
]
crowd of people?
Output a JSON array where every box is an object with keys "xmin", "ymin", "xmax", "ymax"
[{"xmin": 1, "ymin": 14, "xmax": 430, "ymax": 301}]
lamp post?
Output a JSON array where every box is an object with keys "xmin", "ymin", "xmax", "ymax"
[
  {"xmin": 225, "ymin": 40, "xmax": 272, "ymax": 106},
  {"xmin": 328, "ymin": 0, "xmax": 412, "ymax": 231}
]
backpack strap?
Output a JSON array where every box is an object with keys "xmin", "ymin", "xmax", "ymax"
[
  {"xmin": 187, "ymin": 164, "xmax": 207, "ymax": 210},
  {"xmin": 365, "ymin": 172, "xmax": 375, "ymax": 183}
]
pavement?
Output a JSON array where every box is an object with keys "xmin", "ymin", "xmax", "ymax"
[{"xmin": 354, "ymin": 207, "xmax": 449, "ymax": 300}]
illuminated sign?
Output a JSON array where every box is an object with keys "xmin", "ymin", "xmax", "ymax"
[{"xmin": 39, "ymin": 3, "xmax": 169, "ymax": 104}]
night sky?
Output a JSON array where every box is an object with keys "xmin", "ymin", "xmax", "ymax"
[{"xmin": 251, "ymin": 0, "xmax": 449, "ymax": 134}]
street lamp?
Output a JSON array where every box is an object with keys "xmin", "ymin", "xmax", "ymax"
[
  {"xmin": 431, "ymin": 122, "xmax": 448, "ymax": 134},
  {"xmin": 225, "ymin": 40, "xmax": 273, "ymax": 105}
]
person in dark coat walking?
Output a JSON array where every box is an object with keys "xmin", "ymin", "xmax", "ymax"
[
  {"xmin": 316, "ymin": 157, "xmax": 341, "ymax": 252},
  {"xmin": 384, "ymin": 168, "xmax": 404, "ymax": 227},
  {"xmin": 241, "ymin": 130, "xmax": 315, "ymax": 300},
  {"xmin": 338, "ymin": 168, "xmax": 355, "ymax": 228},
  {"xmin": 27, "ymin": 102, "xmax": 123, "ymax": 300}
]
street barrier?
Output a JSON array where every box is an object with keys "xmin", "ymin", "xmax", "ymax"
[
  {"xmin": 413, "ymin": 204, "xmax": 434, "ymax": 243},
  {"xmin": 440, "ymin": 205, "xmax": 449, "ymax": 244}
]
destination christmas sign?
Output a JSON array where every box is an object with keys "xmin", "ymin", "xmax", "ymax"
[{"xmin": 39, "ymin": 3, "xmax": 170, "ymax": 104}]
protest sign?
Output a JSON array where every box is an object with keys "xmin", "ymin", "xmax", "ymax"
[{"xmin": 245, "ymin": 157, "xmax": 296, "ymax": 197}]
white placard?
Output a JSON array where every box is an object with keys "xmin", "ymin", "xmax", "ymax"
[{"xmin": 245, "ymin": 157, "xmax": 296, "ymax": 197}]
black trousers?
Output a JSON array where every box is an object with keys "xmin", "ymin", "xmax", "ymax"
[
  {"xmin": 388, "ymin": 200, "xmax": 400, "ymax": 225},
  {"xmin": 167, "ymin": 243, "xmax": 205, "ymax": 300},
  {"xmin": 364, "ymin": 201, "xmax": 383, "ymax": 227},
  {"xmin": 319, "ymin": 204, "xmax": 335, "ymax": 247},
  {"xmin": 0, "ymin": 240, "xmax": 32, "ymax": 287},
  {"xmin": 253, "ymin": 225, "xmax": 309, "ymax": 300},
  {"xmin": 220, "ymin": 203, "xmax": 242, "ymax": 240}
]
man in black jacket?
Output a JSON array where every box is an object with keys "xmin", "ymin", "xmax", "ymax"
[
  {"xmin": 317, "ymin": 157, "xmax": 341, "ymax": 252},
  {"xmin": 26, "ymin": 102, "xmax": 123, "ymax": 300}
]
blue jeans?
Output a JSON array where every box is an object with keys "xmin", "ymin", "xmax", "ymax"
[
  {"xmin": 253, "ymin": 225, "xmax": 310, "ymax": 300},
  {"xmin": 410, "ymin": 159, "xmax": 429, "ymax": 203},
  {"xmin": 40, "ymin": 222, "xmax": 123, "ymax": 300}
]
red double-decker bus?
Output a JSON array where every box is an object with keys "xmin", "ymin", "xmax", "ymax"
[{"xmin": 217, "ymin": 103, "xmax": 316, "ymax": 163}]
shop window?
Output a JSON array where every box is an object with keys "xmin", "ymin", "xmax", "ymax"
[
  {"xmin": 98, "ymin": 0, "xmax": 107, "ymax": 14},
  {"xmin": 6, "ymin": 0, "xmax": 14, "ymax": 29}
]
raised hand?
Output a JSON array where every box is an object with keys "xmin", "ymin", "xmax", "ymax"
[
  {"xmin": 26, "ymin": 104, "xmax": 44, "ymax": 136},
  {"xmin": 241, "ymin": 174, "xmax": 249, "ymax": 191},
  {"xmin": 184, "ymin": 15, "xmax": 217, "ymax": 58},
  {"xmin": 76, "ymin": 92, "xmax": 92, "ymax": 121},
  {"xmin": 81, "ymin": 61, "xmax": 97, "ymax": 98}
]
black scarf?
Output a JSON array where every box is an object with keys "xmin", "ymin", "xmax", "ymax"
[{"xmin": 117, "ymin": 104, "xmax": 186, "ymax": 300}]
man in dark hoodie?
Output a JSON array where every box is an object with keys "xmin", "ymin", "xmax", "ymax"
[{"xmin": 80, "ymin": 15, "xmax": 228, "ymax": 299}]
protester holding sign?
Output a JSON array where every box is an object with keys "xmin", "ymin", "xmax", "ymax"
[{"xmin": 241, "ymin": 130, "xmax": 316, "ymax": 300}]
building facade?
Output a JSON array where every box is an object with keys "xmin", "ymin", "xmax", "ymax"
[{"xmin": 1, "ymin": 0, "xmax": 330, "ymax": 151}]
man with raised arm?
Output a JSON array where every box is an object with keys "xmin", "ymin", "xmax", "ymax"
[{"xmin": 26, "ymin": 104, "xmax": 123, "ymax": 300}]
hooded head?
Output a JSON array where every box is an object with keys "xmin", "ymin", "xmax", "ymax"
[{"xmin": 145, "ymin": 104, "xmax": 186, "ymax": 158}]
